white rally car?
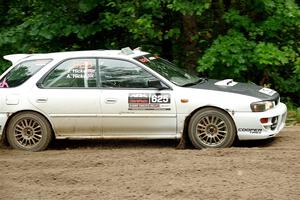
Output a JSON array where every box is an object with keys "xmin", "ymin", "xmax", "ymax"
[{"xmin": 0, "ymin": 48, "xmax": 287, "ymax": 151}]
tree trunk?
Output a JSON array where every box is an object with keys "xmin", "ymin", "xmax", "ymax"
[
  {"xmin": 182, "ymin": 15, "xmax": 198, "ymax": 73},
  {"xmin": 259, "ymin": 69, "xmax": 269, "ymax": 86}
]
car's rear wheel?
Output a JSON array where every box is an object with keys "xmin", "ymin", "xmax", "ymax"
[
  {"xmin": 7, "ymin": 112, "xmax": 52, "ymax": 151},
  {"xmin": 188, "ymin": 108, "xmax": 236, "ymax": 148}
]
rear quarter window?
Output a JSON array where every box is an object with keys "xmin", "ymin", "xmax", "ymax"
[{"xmin": 0, "ymin": 59, "xmax": 51, "ymax": 88}]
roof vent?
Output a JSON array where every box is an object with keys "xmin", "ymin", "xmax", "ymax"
[
  {"xmin": 134, "ymin": 47, "xmax": 142, "ymax": 51},
  {"xmin": 121, "ymin": 47, "xmax": 134, "ymax": 55}
]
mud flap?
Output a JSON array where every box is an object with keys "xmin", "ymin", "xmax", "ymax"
[
  {"xmin": 0, "ymin": 133, "xmax": 9, "ymax": 148},
  {"xmin": 176, "ymin": 131, "xmax": 190, "ymax": 149}
]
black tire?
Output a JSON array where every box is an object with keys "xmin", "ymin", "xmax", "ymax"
[
  {"xmin": 6, "ymin": 112, "xmax": 53, "ymax": 151},
  {"xmin": 188, "ymin": 108, "xmax": 236, "ymax": 148}
]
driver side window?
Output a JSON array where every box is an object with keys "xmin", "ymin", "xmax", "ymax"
[{"xmin": 99, "ymin": 59, "xmax": 156, "ymax": 88}]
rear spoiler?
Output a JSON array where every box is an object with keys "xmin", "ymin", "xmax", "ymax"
[{"xmin": 3, "ymin": 54, "xmax": 32, "ymax": 65}]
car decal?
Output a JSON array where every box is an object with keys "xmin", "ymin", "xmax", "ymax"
[
  {"xmin": 238, "ymin": 128, "xmax": 262, "ymax": 134},
  {"xmin": 66, "ymin": 68, "xmax": 95, "ymax": 79},
  {"xmin": 128, "ymin": 93, "xmax": 171, "ymax": 110},
  {"xmin": 259, "ymin": 88, "xmax": 276, "ymax": 96},
  {"xmin": 0, "ymin": 78, "xmax": 9, "ymax": 88}
]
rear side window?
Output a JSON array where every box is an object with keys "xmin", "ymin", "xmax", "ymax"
[
  {"xmin": 0, "ymin": 59, "xmax": 51, "ymax": 88},
  {"xmin": 42, "ymin": 59, "xmax": 97, "ymax": 88}
]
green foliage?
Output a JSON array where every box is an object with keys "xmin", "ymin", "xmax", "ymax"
[
  {"xmin": 254, "ymin": 42, "xmax": 289, "ymax": 66},
  {"xmin": 197, "ymin": 0, "xmax": 300, "ymax": 105},
  {"xmin": 0, "ymin": 0, "xmax": 299, "ymax": 106},
  {"xmin": 167, "ymin": 0, "xmax": 211, "ymax": 16},
  {"xmin": 284, "ymin": 97, "xmax": 300, "ymax": 125},
  {"xmin": 197, "ymin": 30, "xmax": 255, "ymax": 78}
]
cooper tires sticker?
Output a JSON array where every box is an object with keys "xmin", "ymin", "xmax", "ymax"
[{"xmin": 238, "ymin": 128, "xmax": 262, "ymax": 134}]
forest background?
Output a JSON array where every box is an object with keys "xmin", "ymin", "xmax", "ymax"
[{"xmin": 0, "ymin": 0, "xmax": 299, "ymax": 123}]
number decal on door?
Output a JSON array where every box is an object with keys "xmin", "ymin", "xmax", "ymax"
[
  {"xmin": 128, "ymin": 93, "xmax": 171, "ymax": 110},
  {"xmin": 150, "ymin": 94, "xmax": 170, "ymax": 103}
]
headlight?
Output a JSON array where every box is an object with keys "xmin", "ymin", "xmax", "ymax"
[{"xmin": 250, "ymin": 101, "xmax": 274, "ymax": 112}]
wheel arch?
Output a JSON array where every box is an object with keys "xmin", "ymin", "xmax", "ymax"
[
  {"xmin": 180, "ymin": 106, "xmax": 237, "ymax": 146},
  {"xmin": 2, "ymin": 110, "xmax": 56, "ymax": 143}
]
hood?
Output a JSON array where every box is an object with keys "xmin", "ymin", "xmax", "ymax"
[{"xmin": 190, "ymin": 79, "xmax": 279, "ymax": 102}]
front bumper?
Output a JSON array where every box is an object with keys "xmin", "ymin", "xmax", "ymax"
[
  {"xmin": 234, "ymin": 102, "xmax": 287, "ymax": 140},
  {"xmin": 0, "ymin": 113, "xmax": 9, "ymax": 139}
]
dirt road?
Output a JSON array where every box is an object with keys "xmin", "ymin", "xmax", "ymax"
[{"xmin": 0, "ymin": 126, "xmax": 299, "ymax": 200}]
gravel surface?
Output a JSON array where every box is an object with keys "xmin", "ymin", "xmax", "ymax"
[{"xmin": 0, "ymin": 126, "xmax": 299, "ymax": 200}]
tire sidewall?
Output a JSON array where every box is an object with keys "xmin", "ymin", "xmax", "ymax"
[{"xmin": 188, "ymin": 108, "xmax": 236, "ymax": 148}]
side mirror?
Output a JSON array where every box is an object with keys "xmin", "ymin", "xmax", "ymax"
[
  {"xmin": 148, "ymin": 79, "xmax": 168, "ymax": 90},
  {"xmin": 36, "ymin": 82, "xmax": 43, "ymax": 88}
]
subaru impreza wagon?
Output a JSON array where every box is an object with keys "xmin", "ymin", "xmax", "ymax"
[{"xmin": 0, "ymin": 48, "xmax": 287, "ymax": 151}]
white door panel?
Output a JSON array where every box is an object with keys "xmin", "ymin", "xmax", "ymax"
[
  {"xmin": 30, "ymin": 88, "xmax": 101, "ymax": 136},
  {"xmin": 101, "ymin": 90, "xmax": 177, "ymax": 137}
]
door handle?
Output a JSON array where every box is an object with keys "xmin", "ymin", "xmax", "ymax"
[
  {"xmin": 105, "ymin": 98, "xmax": 117, "ymax": 104},
  {"xmin": 36, "ymin": 97, "xmax": 48, "ymax": 103}
]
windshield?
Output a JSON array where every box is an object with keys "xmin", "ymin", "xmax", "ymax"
[{"xmin": 135, "ymin": 54, "xmax": 200, "ymax": 86}]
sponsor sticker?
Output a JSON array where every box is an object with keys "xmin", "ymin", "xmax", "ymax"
[
  {"xmin": 0, "ymin": 78, "xmax": 9, "ymax": 88},
  {"xmin": 238, "ymin": 128, "xmax": 262, "ymax": 134},
  {"xmin": 259, "ymin": 88, "xmax": 276, "ymax": 96},
  {"xmin": 128, "ymin": 93, "xmax": 171, "ymax": 110},
  {"xmin": 138, "ymin": 57, "xmax": 150, "ymax": 63}
]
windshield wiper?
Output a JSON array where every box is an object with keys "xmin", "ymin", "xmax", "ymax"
[{"xmin": 181, "ymin": 78, "xmax": 207, "ymax": 87}]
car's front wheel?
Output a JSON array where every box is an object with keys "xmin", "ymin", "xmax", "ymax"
[
  {"xmin": 6, "ymin": 112, "xmax": 53, "ymax": 151},
  {"xmin": 188, "ymin": 108, "xmax": 236, "ymax": 148}
]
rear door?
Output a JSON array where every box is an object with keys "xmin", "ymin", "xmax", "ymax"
[
  {"xmin": 99, "ymin": 58, "xmax": 177, "ymax": 138},
  {"xmin": 29, "ymin": 58, "xmax": 101, "ymax": 137}
]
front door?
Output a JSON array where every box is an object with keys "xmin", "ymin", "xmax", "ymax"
[{"xmin": 99, "ymin": 59, "xmax": 177, "ymax": 138}]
